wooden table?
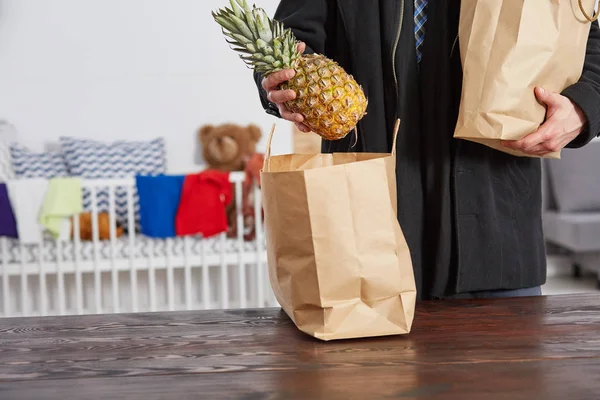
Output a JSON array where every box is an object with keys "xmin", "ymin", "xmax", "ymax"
[{"xmin": 0, "ymin": 294, "xmax": 599, "ymax": 399}]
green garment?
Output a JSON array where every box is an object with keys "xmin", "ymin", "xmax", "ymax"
[{"xmin": 39, "ymin": 177, "xmax": 82, "ymax": 239}]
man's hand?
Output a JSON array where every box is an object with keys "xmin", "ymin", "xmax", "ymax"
[
  {"xmin": 261, "ymin": 42, "xmax": 311, "ymax": 132},
  {"xmin": 501, "ymin": 87, "xmax": 587, "ymax": 156}
]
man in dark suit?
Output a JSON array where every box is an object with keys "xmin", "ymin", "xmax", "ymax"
[{"xmin": 253, "ymin": 1, "xmax": 600, "ymax": 300}]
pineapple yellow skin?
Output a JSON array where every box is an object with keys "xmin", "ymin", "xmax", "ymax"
[
  {"xmin": 281, "ymin": 54, "xmax": 368, "ymax": 141},
  {"xmin": 212, "ymin": 1, "xmax": 367, "ymax": 140}
]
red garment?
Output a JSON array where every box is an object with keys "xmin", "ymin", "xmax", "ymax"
[{"xmin": 175, "ymin": 170, "xmax": 232, "ymax": 238}]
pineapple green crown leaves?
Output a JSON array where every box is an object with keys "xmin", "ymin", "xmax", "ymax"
[{"xmin": 212, "ymin": 0, "xmax": 301, "ymax": 74}]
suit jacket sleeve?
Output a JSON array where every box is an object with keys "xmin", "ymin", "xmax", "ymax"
[
  {"xmin": 563, "ymin": 21, "xmax": 600, "ymax": 148},
  {"xmin": 252, "ymin": 0, "xmax": 333, "ymax": 118}
]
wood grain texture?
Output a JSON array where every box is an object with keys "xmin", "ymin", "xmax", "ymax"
[{"xmin": 0, "ymin": 294, "xmax": 599, "ymax": 399}]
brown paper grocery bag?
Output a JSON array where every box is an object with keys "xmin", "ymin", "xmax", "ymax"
[
  {"xmin": 454, "ymin": 0, "xmax": 597, "ymax": 159},
  {"xmin": 260, "ymin": 120, "xmax": 416, "ymax": 341}
]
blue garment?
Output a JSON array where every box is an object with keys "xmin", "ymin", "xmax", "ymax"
[
  {"xmin": 136, "ymin": 174, "xmax": 185, "ymax": 238},
  {"xmin": 414, "ymin": 0, "xmax": 428, "ymax": 63}
]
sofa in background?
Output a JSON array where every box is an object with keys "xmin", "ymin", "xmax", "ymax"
[{"xmin": 542, "ymin": 138, "xmax": 600, "ymax": 289}]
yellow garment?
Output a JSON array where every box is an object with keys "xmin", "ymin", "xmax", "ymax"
[{"xmin": 38, "ymin": 177, "xmax": 83, "ymax": 240}]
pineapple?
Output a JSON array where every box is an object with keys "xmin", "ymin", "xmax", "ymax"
[{"xmin": 212, "ymin": 0, "xmax": 368, "ymax": 141}]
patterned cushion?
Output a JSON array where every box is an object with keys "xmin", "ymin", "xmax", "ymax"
[
  {"xmin": 9, "ymin": 142, "xmax": 69, "ymax": 179},
  {"xmin": 59, "ymin": 136, "xmax": 167, "ymax": 230},
  {"xmin": 60, "ymin": 137, "xmax": 166, "ymax": 178}
]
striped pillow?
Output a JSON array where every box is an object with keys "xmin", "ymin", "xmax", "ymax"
[
  {"xmin": 59, "ymin": 137, "xmax": 167, "ymax": 231},
  {"xmin": 10, "ymin": 142, "xmax": 69, "ymax": 179},
  {"xmin": 60, "ymin": 137, "xmax": 166, "ymax": 178}
]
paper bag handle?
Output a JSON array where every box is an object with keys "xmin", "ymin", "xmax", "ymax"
[
  {"xmin": 578, "ymin": 0, "xmax": 599, "ymax": 22},
  {"xmin": 391, "ymin": 118, "xmax": 401, "ymax": 156},
  {"xmin": 262, "ymin": 123, "xmax": 277, "ymax": 173},
  {"xmin": 262, "ymin": 118, "xmax": 400, "ymax": 172}
]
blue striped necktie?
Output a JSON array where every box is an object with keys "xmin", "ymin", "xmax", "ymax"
[{"xmin": 414, "ymin": 0, "xmax": 428, "ymax": 63}]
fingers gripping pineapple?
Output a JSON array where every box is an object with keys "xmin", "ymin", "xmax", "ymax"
[{"xmin": 212, "ymin": 0, "xmax": 368, "ymax": 141}]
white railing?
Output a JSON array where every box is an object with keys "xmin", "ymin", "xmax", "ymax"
[{"xmin": 0, "ymin": 171, "xmax": 276, "ymax": 318}]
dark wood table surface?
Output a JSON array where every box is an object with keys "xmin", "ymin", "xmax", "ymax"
[{"xmin": 0, "ymin": 293, "xmax": 599, "ymax": 400}]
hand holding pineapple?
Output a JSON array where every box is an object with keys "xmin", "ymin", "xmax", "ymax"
[
  {"xmin": 213, "ymin": 0, "xmax": 368, "ymax": 141},
  {"xmin": 260, "ymin": 41, "xmax": 311, "ymax": 133}
]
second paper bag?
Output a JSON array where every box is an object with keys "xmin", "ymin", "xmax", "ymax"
[
  {"xmin": 454, "ymin": 0, "xmax": 597, "ymax": 158},
  {"xmin": 260, "ymin": 121, "xmax": 416, "ymax": 341}
]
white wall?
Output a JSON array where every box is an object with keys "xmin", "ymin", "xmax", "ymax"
[{"xmin": 0, "ymin": 0, "xmax": 292, "ymax": 174}]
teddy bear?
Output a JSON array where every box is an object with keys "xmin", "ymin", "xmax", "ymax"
[
  {"xmin": 70, "ymin": 212, "xmax": 124, "ymax": 241},
  {"xmin": 199, "ymin": 123, "xmax": 262, "ymax": 172},
  {"xmin": 198, "ymin": 123, "xmax": 264, "ymax": 241}
]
